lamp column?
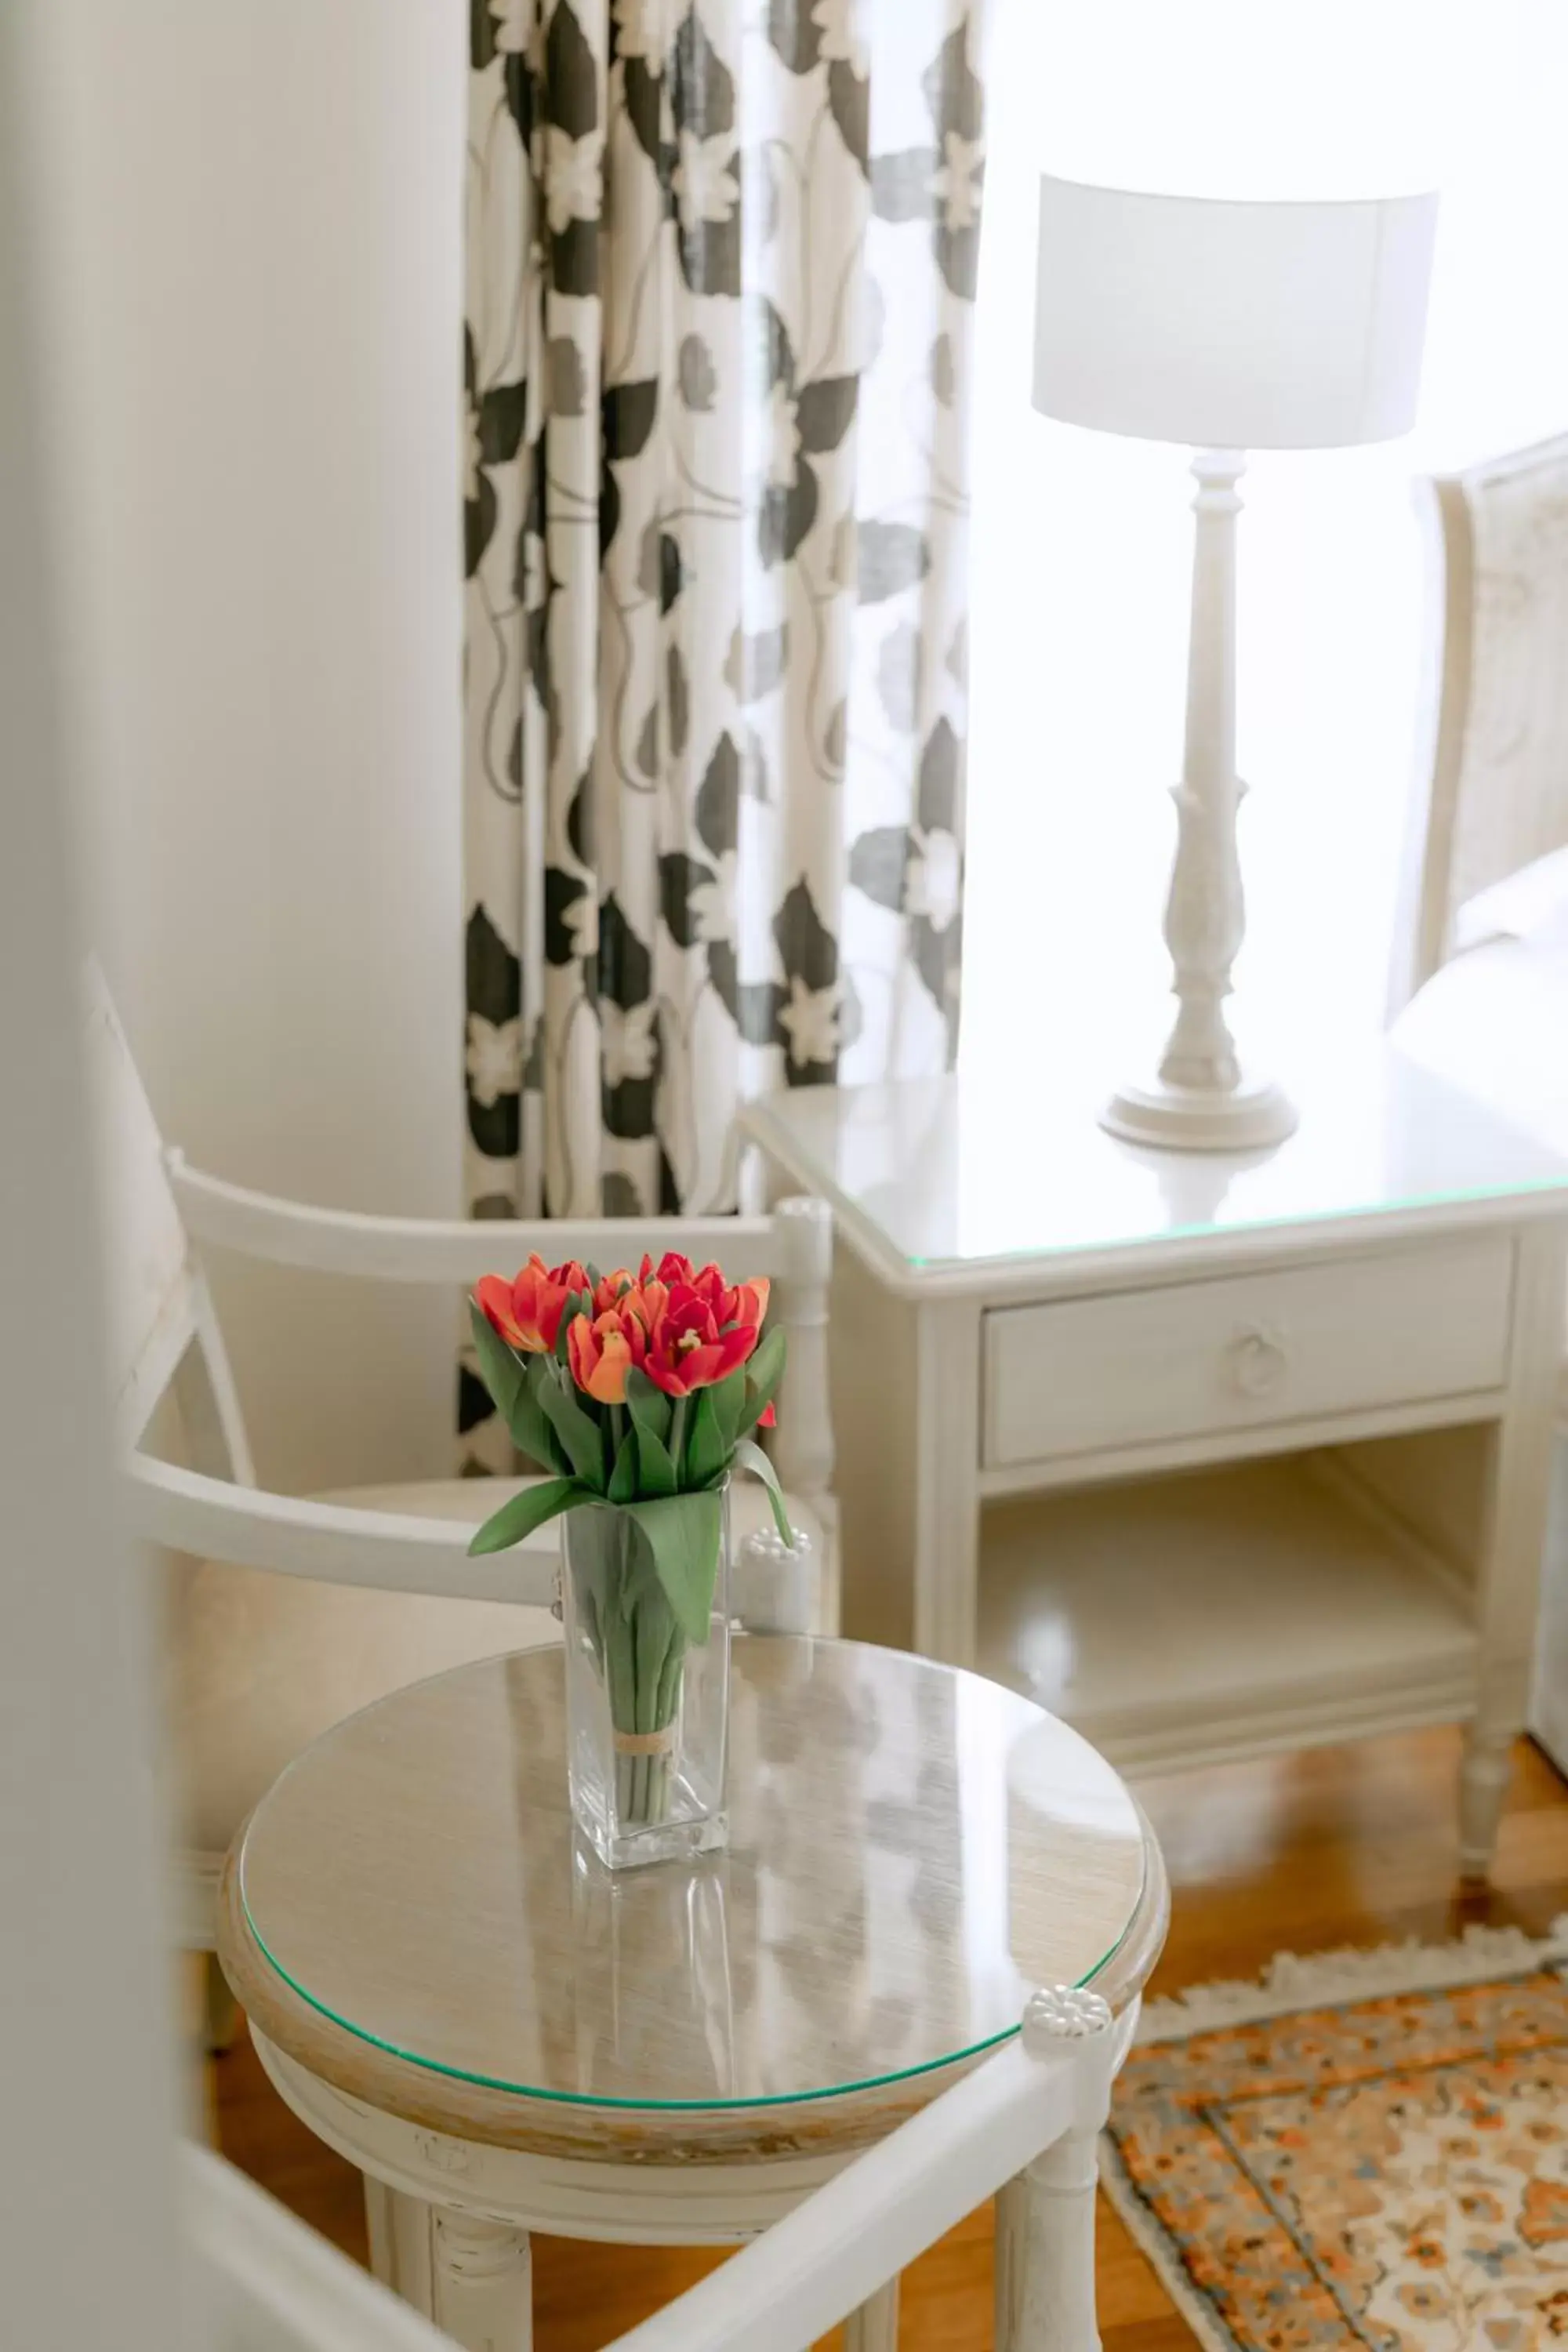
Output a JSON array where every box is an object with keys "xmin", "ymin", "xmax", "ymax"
[{"xmin": 1101, "ymin": 450, "xmax": 1298, "ymax": 1152}]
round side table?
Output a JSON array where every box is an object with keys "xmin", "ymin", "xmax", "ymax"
[{"xmin": 219, "ymin": 1637, "xmax": 1167, "ymax": 2352}]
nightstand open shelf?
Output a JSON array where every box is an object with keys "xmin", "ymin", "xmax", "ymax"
[{"xmin": 975, "ymin": 1451, "xmax": 1479, "ymax": 1778}]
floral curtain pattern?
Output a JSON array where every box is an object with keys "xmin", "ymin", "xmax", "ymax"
[{"xmin": 463, "ymin": 0, "xmax": 985, "ymax": 1341}]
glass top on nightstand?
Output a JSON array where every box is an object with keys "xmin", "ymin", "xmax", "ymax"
[{"xmin": 739, "ymin": 1044, "xmax": 1568, "ymax": 1283}]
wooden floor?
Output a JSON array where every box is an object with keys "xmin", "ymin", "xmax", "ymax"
[{"xmin": 210, "ymin": 1725, "xmax": 1568, "ymax": 2352}]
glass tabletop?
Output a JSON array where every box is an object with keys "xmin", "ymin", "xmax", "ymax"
[
  {"xmin": 741, "ymin": 1043, "xmax": 1568, "ymax": 1276},
  {"xmin": 238, "ymin": 1638, "xmax": 1145, "ymax": 2111}
]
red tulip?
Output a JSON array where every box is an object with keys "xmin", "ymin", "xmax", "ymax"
[
  {"xmin": 474, "ymin": 1254, "xmax": 590, "ymax": 1354},
  {"xmin": 635, "ymin": 1249, "xmax": 697, "ymax": 1289},
  {"xmin": 634, "ymin": 1255, "xmax": 770, "ymax": 1339},
  {"xmin": 641, "ymin": 1279, "xmax": 762, "ymax": 1398},
  {"xmin": 688, "ymin": 1260, "xmax": 771, "ymax": 1334}
]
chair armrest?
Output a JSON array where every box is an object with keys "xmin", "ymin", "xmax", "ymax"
[
  {"xmin": 186, "ymin": 2146, "xmax": 450, "ymax": 2352},
  {"xmin": 122, "ymin": 1454, "xmax": 555, "ymax": 1609},
  {"xmin": 603, "ymin": 2014, "xmax": 1109, "ymax": 2352},
  {"xmin": 166, "ymin": 1154, "xmax": 782, "ymax": 1284},
  {"xmin": 187, "ymin": 2013, "xmax": 1106, "ymax": 2352}
]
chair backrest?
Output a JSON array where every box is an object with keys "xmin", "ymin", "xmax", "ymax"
[
  {"xmin": 1391, "ymin": 429, "xmax": 1568, "ymax": 1014},
  {"xmin": 85, "ymin": 963, "xmax": 256, "ymax": 1482},
  {"xmin": 97, "ymin": 966, "xmax": 834, "ymax": 1617},
  {"xmin": 99, "ymin": 964, "xmax": 833, "ymax": 1512}
]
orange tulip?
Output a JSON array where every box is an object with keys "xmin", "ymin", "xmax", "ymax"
[
  {"xmin": 592, "ymin": 1265, "xmax": 637, "ymax": 1313},
  {"xmin": 568, "ymin": 1302, "xmax": 648, "ymax": 1403},
  {"xmin": 474, "ymin": 1254, "xmax": 590, "ymax": 1354}
]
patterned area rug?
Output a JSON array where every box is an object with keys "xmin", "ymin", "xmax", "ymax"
[{"xmin": 1103, "ymin": 1920, "xmax": 1568, "ymax": 2350}]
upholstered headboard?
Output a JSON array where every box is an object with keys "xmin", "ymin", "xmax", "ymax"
[{"xmin": 1391, "ymin": 429, "xmax": 1568, "ymax": 1014}]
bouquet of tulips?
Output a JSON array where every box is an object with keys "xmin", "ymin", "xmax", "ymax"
[{"xmin": 467, "ymin": 1250, "xmax": 790, "ymax": 1827}]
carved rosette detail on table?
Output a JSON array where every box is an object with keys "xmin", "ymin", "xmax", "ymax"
[
  {"xmin": 1020, "ymin": 1986, "xmax": 1112, "ymax": 2053},
  {"xmin": 414, "ymin": 2129, "xmax": 474, "ymax": 2176}
]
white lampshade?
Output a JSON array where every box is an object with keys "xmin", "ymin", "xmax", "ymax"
[{"xmin": 1032, "ymin": 176, "xmax": 1438, "ymax": 450}]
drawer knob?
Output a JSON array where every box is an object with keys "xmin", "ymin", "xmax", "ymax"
[{"xmin": 1229, "ymin": 1323, "xmax": 1289, "ymax": 1397}]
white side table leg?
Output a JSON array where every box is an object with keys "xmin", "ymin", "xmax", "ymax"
[
  {"xmin": 845, "ymin": 2275, "xmax": 899, "ymax": 2352},
  {"xmin": 431, "ymin": 2207, "xmax": 533, "ymax": 2352},
  {"xmin": 996, "ymin": 2127, "xmax": 1101, "ymax": 2352},
  {"xmin": 364, "ymin": 2178, "xmax": 435, "ymax": 2317},
  {"xmin": 1458, "ymin": 1722, "xmax": 1514, "ymax": 1879}
]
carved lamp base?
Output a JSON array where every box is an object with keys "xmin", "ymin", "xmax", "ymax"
[{"xmin": 1100, "ymin": 1069, "xmax": 1298, "ymax": 1154}]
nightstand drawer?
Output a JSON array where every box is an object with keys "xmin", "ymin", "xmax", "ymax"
[{"xmin": 981, "ymin": 1236, "xmax": 1514, "ymax": 1468}]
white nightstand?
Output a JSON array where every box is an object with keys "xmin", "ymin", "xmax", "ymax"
[{"xmin": 742, "ymin": 1045, "xmax": 1568, "ymax": 1875}]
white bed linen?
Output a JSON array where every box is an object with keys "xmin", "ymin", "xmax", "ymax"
[
  {"xmin": 1393, "ymin": 916, "xmax": 1568, "ymax": 1771},
  {"xmin": 1393, "ymin": 935, "xmax": 1568, "ymax": 1159},
  {"xmin": 1454, "ymin": 844, "xmax": 1568, "ymax": 959}
]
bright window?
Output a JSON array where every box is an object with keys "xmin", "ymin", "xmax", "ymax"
[{"xmin": 962, "ymin": 1, "xmax": 1568, "ymax": 1096}]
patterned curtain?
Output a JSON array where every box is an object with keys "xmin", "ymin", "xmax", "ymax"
[{"xmin": 463, "ymin": 0, "xmax": 985, "ymax": 1276}]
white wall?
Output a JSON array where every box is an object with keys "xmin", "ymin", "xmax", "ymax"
[
  {"xmin": 2, "ymin": 17, "xmax": 187, "ymax": 2331},
  {"xmin": 25, "ymin": 1, "xmax": 467, "ymax": 1490}
]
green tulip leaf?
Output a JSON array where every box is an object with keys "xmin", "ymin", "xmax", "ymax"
[
  {"xmin": 468, "ymin": 1302, "xmax": 527, "ymax": 1419},
  {"xmin": 631, "ymin": 1417, "xmax": 677, "ymax": 1497},
  {"xmin": 624, "ymin": 1365, "xmax": 673, "ymax": 1447},
  {"xmin": 710, "ymin": 1363, "xmax": 748, "ymax": 1450},
  {"xmin": 632, "ymin": 1573, "xmax": 681, "ymax": 1733},
  {"xmin": 740, "ymin": 1325, "xmax": 787, "ymax": 1435},
  {"xmin": 470, "ymin": 1305, "xmax": 565, "ymax": 1474},
  {"xmin": 466, "ymin": 1475, "xmax": 585, "ymax": 1557},
  {"xmin": 686, "ymin": 1386, "xmax": 728, "ymax": 1488},
  {"xmin": 624, "ymin": 1491, "xmax": 724, "ymax": 1644},
  {"xmin": 668, "ymin": 1395, "xmax": 691, "ymax": 1481},
  {"xmin": 732, "ymin": 1436, "xmax": 795, "ymax": 1544},
  {"xmin": 608, "ymin": 1422, "xmax": 641, "ymax": 1505},
  {"xmin": 509, "ymin": 1363, "xmax": 570, "ymax": 1476},
  {"xmin": 538, "ymin": 1366, "xmax": 608, "ymax": 1490}
]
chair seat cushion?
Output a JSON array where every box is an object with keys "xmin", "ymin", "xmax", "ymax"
[{"xmin": 168, "ymin": 1543, "xmax": 556, "ymax": 1862}]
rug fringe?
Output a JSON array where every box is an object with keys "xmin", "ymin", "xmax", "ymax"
[{"xmin": 1134, "ymin": 1911, "xmax": 1568, "ymax": 2043}]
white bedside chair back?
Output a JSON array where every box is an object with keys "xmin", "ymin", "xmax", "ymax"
[{"xmin": 1391, "ymin": 428, "xmax": 1568, "ymax": 1018}]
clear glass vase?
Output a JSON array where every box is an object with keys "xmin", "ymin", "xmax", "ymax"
[{"xmin": 559, "ymin": 1491, "xmax": 731, "ymax": 1871}]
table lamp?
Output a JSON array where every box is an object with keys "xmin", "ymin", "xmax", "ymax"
[{"xmin": 1033, "ymin": 175, "xmax": 1438, "ymax": 1150}]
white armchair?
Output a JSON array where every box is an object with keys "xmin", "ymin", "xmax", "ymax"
[{"xmin": 89, "ymin": 981, "xmax": 837, "ymax": 1986}]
